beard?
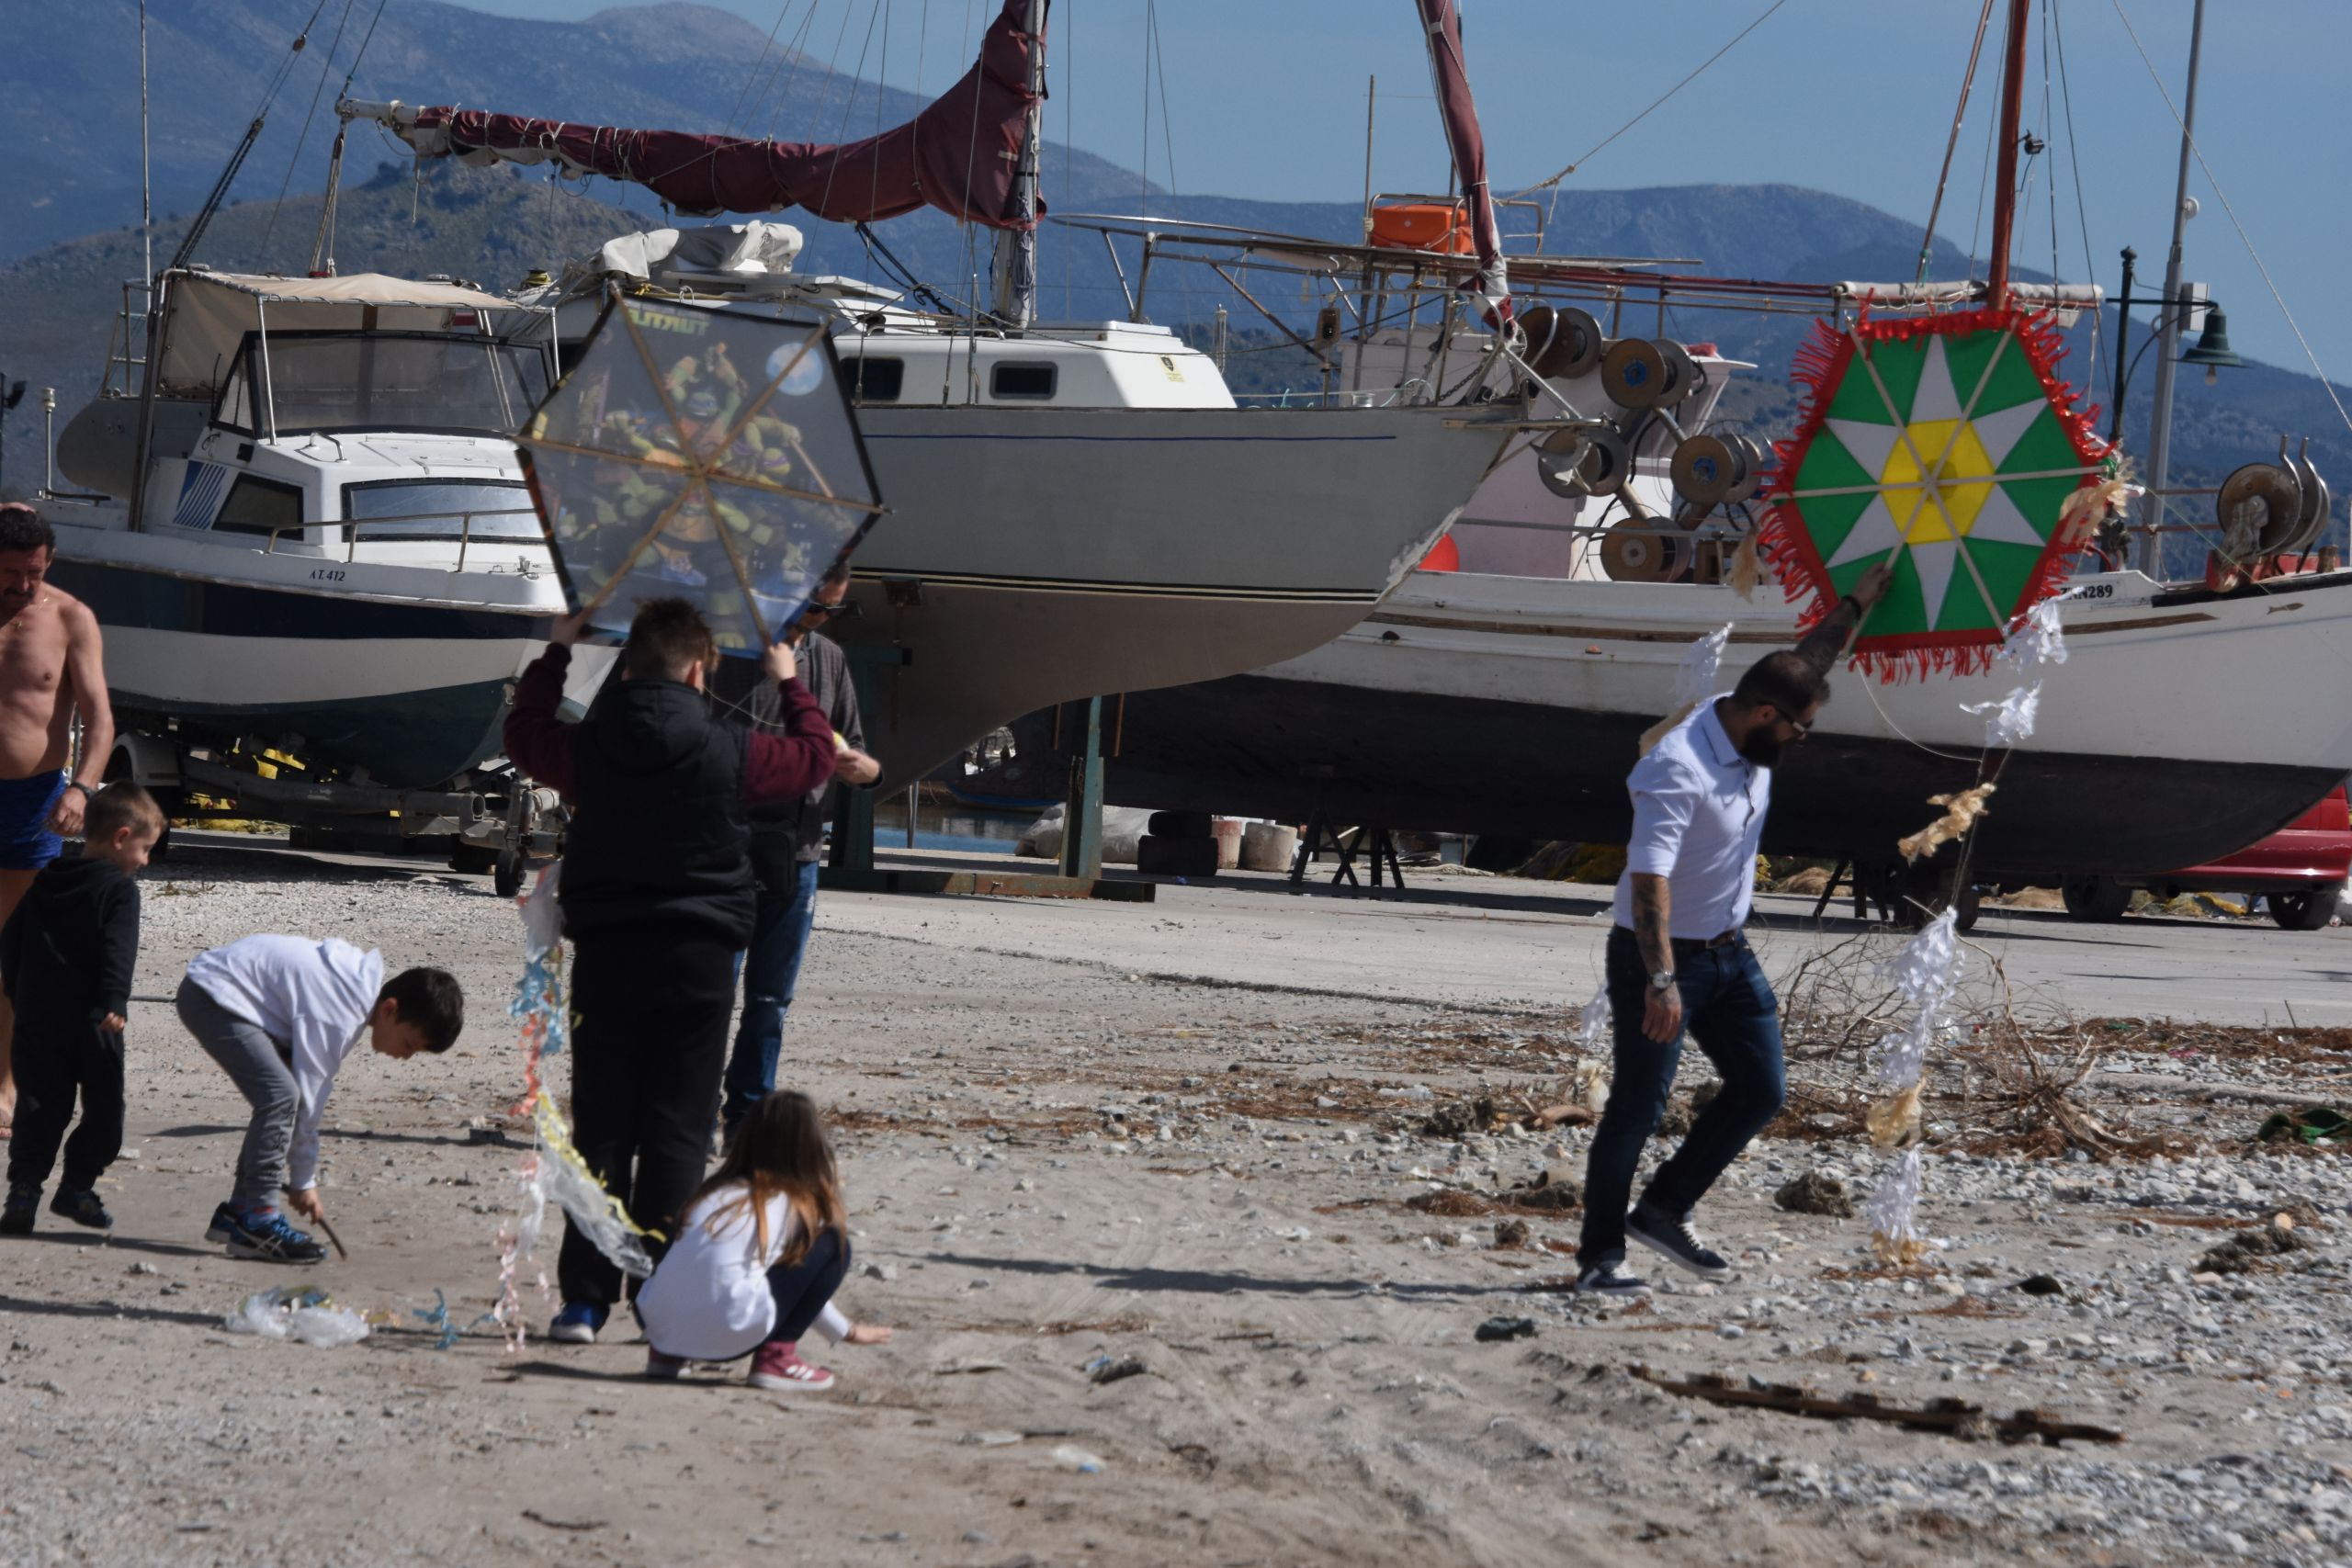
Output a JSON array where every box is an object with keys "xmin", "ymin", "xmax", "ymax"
[{"xmin": 1736, "ymin": 728, "xmax": 1785, "ymax": 768}]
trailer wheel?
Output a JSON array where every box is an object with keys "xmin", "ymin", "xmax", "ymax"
[
  {"xmin": 2269, "ymin": 889, "xmax": 2338, "ymax": 931},
  {"xmin": 493, "ymin": 852, "xmax": 526, "ymax": 899},
  {"xmin": 2062, "ymin": 874, "xmax": 2131, "ymax": 922}
]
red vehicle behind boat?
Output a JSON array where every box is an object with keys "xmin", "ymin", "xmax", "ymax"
[{"xmin": 2061, "ymin": 786, "xmax": 2351, "ymax": 931}]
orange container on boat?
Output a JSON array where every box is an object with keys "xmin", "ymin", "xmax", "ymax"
[
  {"xmin": 1369, "ymin": 202, "xmax": 1474, "ymax": 254},
  {"xmin": 1419, "ymin": 535, "xmax": 1461, "ymax": 572}
]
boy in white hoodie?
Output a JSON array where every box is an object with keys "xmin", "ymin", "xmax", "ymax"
[{"xmin": 175, "ymin": 935, "xmax": 463, "ymax": 1262}]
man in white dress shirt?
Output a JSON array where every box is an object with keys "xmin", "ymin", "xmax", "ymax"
[{"xmin": 1576, "ymin": 562, "xmax": 1892, "ymax": 1295}]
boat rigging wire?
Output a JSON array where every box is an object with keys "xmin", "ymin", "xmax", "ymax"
[
  {"xmin": 1510, "ymin": 0, "xmax": 1788, "ymax": 201},
  {"xmin": 1917, "ymin": 0, "xmax": 1998, "ymax": 286},
  {"xmin": 2048, "ymin": 0, "xmax": 2102, "ymax": 367},
  {"xmin": 2108, "ymin": 0, "xmax": 2352, "ymax": 446},
  {"xmin": 726, "ymin": 0, "xmax": 808, "ymax": 136},
  {"xmin": 261, "ymin": 0, "xmax": 361, "ymax": 264},
  {"xmin": 1147, "ymin": 1, "xmax": 1180, "ymax": 209},
  {"xmin": 168, "ymin": 0, "xmax": 335, "ymax": 273}
]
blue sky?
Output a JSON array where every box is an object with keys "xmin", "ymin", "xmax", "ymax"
[{"xmin": 469, "ymin": 1, "xmax": 2348, "ymax": 374}]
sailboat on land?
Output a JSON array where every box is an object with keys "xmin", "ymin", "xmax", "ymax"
[{"xmin": 339, "ymin": 0, "xmax": 1520, "ymax": 786}]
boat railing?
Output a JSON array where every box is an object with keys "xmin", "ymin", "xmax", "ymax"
[{"xmin": 248, "ymin": 504, "xmax": 544, "ymax": 571}]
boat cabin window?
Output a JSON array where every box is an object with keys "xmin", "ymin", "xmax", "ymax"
[
  {"xmin": 219, "ymin": 331, "xmax": 550, "ymax": 437},
  {"xmin": 344, "ymin": 479, "xmax": 541, "ymax": 544},
  {"xmin": 212, "ymin": 474, "xmax": 305, "ymax": 541},
  {"xmin": 989, "ymin": 363, "xmax": 1057, "ymax": 400},
  {"xmin": 842, "ymin": 356, "xmax": 904, "ymax": 402}
]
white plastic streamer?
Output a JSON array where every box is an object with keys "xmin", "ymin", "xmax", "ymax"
[
  {"xmin": 1961, "ymin": 682, "xmax": 2041, "ymax": 749},
  {"xmin": 1675, "ymin": 621, "xmax": 1736, "ymax": 708},
  {"xmin": 1999, "ymin": 592, "xmax": 2073, "ymax": 670},
  {"xmin": 1864, "ymin": 1149, "xmax": 1926, "ymax": 1258},
  {"xmin": 1575, "ymin": 987, "xmax": 1611, "ymax": 1051}
]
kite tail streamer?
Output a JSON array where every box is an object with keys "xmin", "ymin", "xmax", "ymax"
[
  {"xmin": 1639, "ymin": 621, "xmax": 1735, "ymax": 756},
  {"xmin": 491, "ymin": 863, "xmax": 660, "ymax": 1350},
  {"xmin": 1866, "ymin": 1149, "xmax": 1928, "ymax": 1266}
]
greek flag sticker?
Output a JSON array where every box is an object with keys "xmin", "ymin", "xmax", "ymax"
[{"xmin": 173, "ymin": 462, "xmax": 231, "ymax": 530}]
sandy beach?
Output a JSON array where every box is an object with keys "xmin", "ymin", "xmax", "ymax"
[{"xmin": 2, "ymin": 843, "xmax": 2347, "ymax": 1567}]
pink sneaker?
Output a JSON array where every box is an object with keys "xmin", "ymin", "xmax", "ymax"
[
  {"xmin": 645, "ymin": 1347, "xmax": 688, "ymax": 1380},
  {"xmin": 748, "ymin": 1340, "xmax": 835, "ymax": 1392}
]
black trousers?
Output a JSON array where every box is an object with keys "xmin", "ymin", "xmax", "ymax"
[
  {"xmin": 764, "ymin": 1228, "xmax": 851, "ymax": 1347},
  {"xmin": 558, "ymin": 927, "xmax": 741, "ymax": 1309},
  {"xmin": 6, "ymin": 1017, "xmax": 125, "ymax": 1194}
]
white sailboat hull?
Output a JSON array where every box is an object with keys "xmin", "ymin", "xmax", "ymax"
[{"xmin": 831, "ymin": 402, "xmax": 1512, "ymax": 784}]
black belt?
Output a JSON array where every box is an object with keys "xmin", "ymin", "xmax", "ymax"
[{"xmin": 1668, "ymin": 929, "xmax": 1746, "ymax": 956}]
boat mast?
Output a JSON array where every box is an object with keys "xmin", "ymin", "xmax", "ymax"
[
  {"xmin": 988, "ymin": 0, "xmax": 1046, "ymax": 328},
  {"xmin": 2137, "ymin": 0, "xmax": 2209, "ymax": 576},
  {"xmin": 1984, "ymin": 0, "xmax": 2030, "ymax": 310},
  {"xmin": 140, "ymin": 0, "xmax": 153, "ymax": 289}
]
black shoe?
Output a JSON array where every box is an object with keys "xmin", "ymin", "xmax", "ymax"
[
  {"xmin": 48, "ymin": 1188, "xmax": 111, "ymax": 1230},
  {"xmin": 0, "ymin": 1182, "xmax": 36, "ymax": 1236},
  {"xmin": 1626, "ymin": 1204, "xmax": 1732, "ymax": 1280},
  {"xmin": 1573, "ymin": 1263, "xmax": 1651, "ymax": 1297}
]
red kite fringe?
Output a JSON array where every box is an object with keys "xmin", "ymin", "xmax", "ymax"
[{"xmin": 1755, "ymin": 304, "xmax": 2116, "ymax": 685}]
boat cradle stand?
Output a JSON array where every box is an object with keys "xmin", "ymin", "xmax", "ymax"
[
  {"xmin": 818, "ymin": 650, "xmax": 1152, "ymax": 903},
  {"xmin": 1289, "ymin": 805, "xmax": 1408, "ymax": 897}
]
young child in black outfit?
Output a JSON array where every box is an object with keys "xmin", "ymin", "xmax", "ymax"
[{"xmin": 0, "ymin": 783, "xmax": 164, "ymax": 1234}]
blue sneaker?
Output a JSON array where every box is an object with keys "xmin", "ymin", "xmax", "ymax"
[
  {"xmin": 219, "ymin": 1206, "xmax": 326, "ymax": 1264},
  {"xmin": 1, "ymin": 1182, "xmax": 37, "ymax": 1236},
  {"xmin": 48, "ymin": 1188, "xmax": 111, "ymax": 1230},
  {"xmin": 549, "ymin": 1302, "xmax": 607, "ymax": 1344}
]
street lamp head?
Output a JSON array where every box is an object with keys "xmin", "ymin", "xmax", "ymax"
[{"xmin": 2180, "ymin": 304, "xmax": 2241, "ymax": 386}]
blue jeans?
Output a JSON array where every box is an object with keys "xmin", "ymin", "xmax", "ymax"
[
  {"xmin": 720, "ymin": 859, "xmax": 820, "ymax": 1136},
  {"xmin": 1578, "ymin": 925, "xmax": 1787, "ymax": 1269}
]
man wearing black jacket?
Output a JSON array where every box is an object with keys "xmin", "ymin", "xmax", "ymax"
[
  {"xmin": 503, "ymin": 597, "xmax": 837, "ymax": 1344},
  {"xmin": 1, "ymin": 784, "xmax": 164, "ymax": 1235}
]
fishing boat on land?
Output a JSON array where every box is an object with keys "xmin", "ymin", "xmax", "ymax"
[{"xmin": 959, "ymin": 0, "xmax": 2352, "ymax": 889}]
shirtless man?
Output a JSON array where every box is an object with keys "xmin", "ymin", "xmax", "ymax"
[{"xmin": 0, "ymin": 503, "xmax": 114, "ymax": 1139}]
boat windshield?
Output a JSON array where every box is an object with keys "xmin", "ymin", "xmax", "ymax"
[
  {"xmin": 344, "ymin": 479, "xmax": 543, "ymax": 544},
  {"xmin": 219, "ymin": 330, "xmax": 550, "ymax": 437}
]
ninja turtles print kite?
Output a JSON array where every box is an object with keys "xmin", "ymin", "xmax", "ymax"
[
  {"xmin": 1757, "ymin": 307, "xmax": 2109, "ymax": 680},
  {"xmin": 516, "ymin": 291, "xmax": 884, "ymax": 652}
]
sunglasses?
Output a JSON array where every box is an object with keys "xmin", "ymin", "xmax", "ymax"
[{"xmin": 797, "ymin": 598, "xmax": 860, "ymax": 623}]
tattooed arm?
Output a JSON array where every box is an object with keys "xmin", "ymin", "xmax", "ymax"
[
  {"xmin": 1629, "ymin": 872, "xmax": 1683, "ymax": 1044},
  {"xmin": 1793, "ymin": 559, "xmax": 1896, "ymax": 675}
]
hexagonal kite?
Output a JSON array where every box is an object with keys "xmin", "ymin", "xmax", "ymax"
[
  {"xmin": 518, "ymin": 292, "xmax": 883, "ymax": 653},
  {"xmin": 1758, "ymin": 307, "xmax": 2109, "ymax": 679}
]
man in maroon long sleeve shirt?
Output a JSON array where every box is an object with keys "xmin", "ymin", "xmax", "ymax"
[{"xmin": 504, "ymin": 597, "xmax": 838, "ymax": 1340}]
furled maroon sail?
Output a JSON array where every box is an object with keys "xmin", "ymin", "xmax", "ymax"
[
  {"xmin": 1415, "ymin": 0, "xmax": 1510, "ymax": 319},
  {"xmin": 377, "ymin": 0, "xmax": 1042, "ymax": 229}
]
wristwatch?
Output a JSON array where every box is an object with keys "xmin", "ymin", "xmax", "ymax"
[
  {"xmin": 1648, "ymin": 969, "xmax": 1677, "ymax": 995},
  {"xmin": 65, "ymin": 781, "xmax": 95, "ymax": 801}
]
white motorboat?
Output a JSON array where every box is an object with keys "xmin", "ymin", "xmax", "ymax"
[{"xmin": 47, "ymin": 268, "xmax": 613, "ymax": 873}]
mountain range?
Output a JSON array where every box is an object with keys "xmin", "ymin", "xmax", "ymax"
[{"xmin": 3, "ymin": 0, "xmax": 2345, "ymax": 569}]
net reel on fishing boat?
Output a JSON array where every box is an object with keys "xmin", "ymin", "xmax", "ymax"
[{"xmin": 2205, "ymin": 437, "xmax": 2335, "ymax": 591}]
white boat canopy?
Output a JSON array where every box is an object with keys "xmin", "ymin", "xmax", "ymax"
[{"xmin": 153, "ymin": 270, "xmax": 543, "ymax": 400}]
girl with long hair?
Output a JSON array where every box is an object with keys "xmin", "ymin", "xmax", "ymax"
[{"xmin": 634, "ymin": 1090, "xmax": 890, "ymax": 1390}]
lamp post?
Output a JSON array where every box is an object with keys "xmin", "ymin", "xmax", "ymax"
[{"xmin": 2103, "ymin": 244, "xmax": 2243, "ymax": 569}]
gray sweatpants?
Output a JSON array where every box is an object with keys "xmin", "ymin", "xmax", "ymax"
[{"xmin": 175, "ymin": 976, "xmax": 297, "ymax": 1208}]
